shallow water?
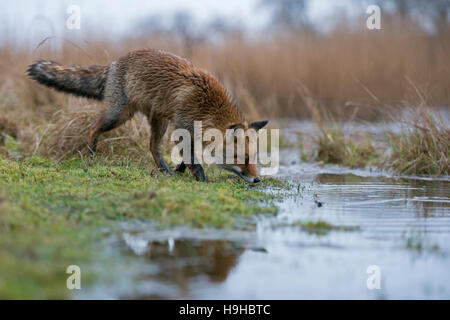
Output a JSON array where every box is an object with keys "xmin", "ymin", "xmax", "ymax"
[{"xmin": 79, "ymin": 145, "xmax": 450, "ymax": 300}]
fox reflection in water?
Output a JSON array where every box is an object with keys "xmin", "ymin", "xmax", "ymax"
[{"xmin": 122, "ymin": 236, "xmax": 245, "ymax": 298}]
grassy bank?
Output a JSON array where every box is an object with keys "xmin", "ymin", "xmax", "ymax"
[{"xmin": 0, "ymin": 152, "xmax": 286, "ymax": 299}]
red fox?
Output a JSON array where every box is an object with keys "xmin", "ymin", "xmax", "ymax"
[{"xmin": 27, "ymin": 49, "xmax": 268, "ymax": 183}]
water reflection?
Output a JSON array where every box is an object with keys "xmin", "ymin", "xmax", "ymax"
[{"xmin": 120, "ymin": 233, "xmax": 245, "ymax": 299}]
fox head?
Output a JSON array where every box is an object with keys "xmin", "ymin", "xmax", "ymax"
[{"xmin": 219, "ymin": 120, "xmax": 269, "ymax": 184}]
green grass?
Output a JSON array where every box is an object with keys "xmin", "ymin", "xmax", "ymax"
[
  {"xmin": 293, "ymin": 220, "xmax": 360, "ymax": 236},
  {"xmin": 0, "ymin": 152, "xmax": 286, "ymax": 299},
  {"xmin": 385, "ymin": 108, "xmax": 449, "ymax": 176},
  {"xmin": 314, "ymin": 128, "xmax": 379, "ymax": 168},
  {"xmin": 274, "ymin": 220, "xmax": 360, "ymax": 236},
  {"xmin": 300, "ymin": 100, "xmax": 381, "ymax": 169},
  {"xmin": 405, "ymin": 232, "xmax": 441, "ymax": 254},
  {"xmin": 297, "ymin": 103, "xmax": 449, "ymax": 175},
  {"xmin": 295, "ymin": 220, "xmax": 360, "ymax": 236}
]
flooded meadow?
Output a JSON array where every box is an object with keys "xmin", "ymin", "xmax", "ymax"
[{"xmin": 78, "ymin": 122, "xmax": 450, "ymax": 300}]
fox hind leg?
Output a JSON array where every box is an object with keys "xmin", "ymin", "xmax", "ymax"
[{"xmin": 88, "ymin": 103, "xmax": 132, "ymax": 155}]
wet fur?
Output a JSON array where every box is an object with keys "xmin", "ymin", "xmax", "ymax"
[
  {"xmin": 27, "ymin": 49, "xmax": 259, "ymax": 181},
  {"xmin": 27, "ymin": 60, "xmax": 109, "ymax": 100}
]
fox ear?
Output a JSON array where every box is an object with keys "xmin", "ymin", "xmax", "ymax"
[{"xmin": 250, "ymin": 120, "xmax": 269, "ymax": 131}]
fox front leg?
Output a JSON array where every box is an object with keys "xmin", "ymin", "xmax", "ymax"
[
  {"xmin": 188, "ymin": 163, "xmax": 208, "ymax": 182},
  {"xmin": 149, "ymin": 116, "xmax": 173, "ymax": 175},
  {"xmin": 175, "ymin": 161, "xmax": 186, "ymax": 173},
  {"xmin": 186, "ymin": 149, "xmax": 208, "ymax": 182},
  {"xmin": 175, "ymin": 160, "xmax": 207, "ymax": 182}
]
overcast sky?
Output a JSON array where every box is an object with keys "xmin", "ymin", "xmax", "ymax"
[{"xmin": 0, "ymin": 0, "xmax": 360, "ymax": 45}]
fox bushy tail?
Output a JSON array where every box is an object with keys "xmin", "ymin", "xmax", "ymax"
[{"xmin": 27, "ymin": 60, "xmax": 109, "ymax": 100}]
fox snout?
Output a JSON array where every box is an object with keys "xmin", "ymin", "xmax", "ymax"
[{"xmin": 218, "ymin": 120, "xmax": 269, "ymax": 184}]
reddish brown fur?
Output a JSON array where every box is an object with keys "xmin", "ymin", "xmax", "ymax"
[
  {"xmin": 116, "ymin": 49, "xmax": 243, "ymax": 131},
  {"xmin": 0, "ymin": 117, "xmax": 18, "ymax": 139},
  {"xmin": 0, "ymin": 116, "xmax": 18, "ymax": 145}
]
